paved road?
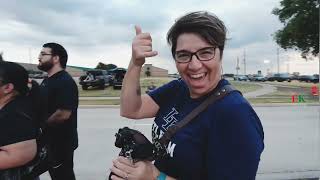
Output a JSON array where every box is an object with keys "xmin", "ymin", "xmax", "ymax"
[{"xmin": 39, "ymin": 105, "xmax": 320, "ymax": 180}]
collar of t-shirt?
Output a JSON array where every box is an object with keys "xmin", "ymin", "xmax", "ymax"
[
  {"xmin": 48, "ymin": 70, "xmax": 65, "ymax": 80},
  {"xmin": 184, "ymin": 78, "xmax": 230, "ymax": 102}
]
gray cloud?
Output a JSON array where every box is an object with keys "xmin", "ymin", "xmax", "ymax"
[
  {"xmin": 1, "ymin": 0, "xmax": 306, "ymax": 74},
  {"xmin": 0, "ymin": 0, "xmax": 169, "ymax": 46}
]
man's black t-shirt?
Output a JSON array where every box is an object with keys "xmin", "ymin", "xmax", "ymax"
[
  {"xmin": 39, "ymin": 70, "xmax": 79, "ymax": 156},
  {"xmin": 0, "ymin": 96, "xmax": 37, "ymax": 147}
]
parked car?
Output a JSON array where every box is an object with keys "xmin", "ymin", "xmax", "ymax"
[
  {"xmin": 234, "ymin": 75, "xmax": 249, "ymax": 81},
  {"xmin": 267, "ymin": 73, "xmax": 292, "ymax": 82},
  {"xmin": 79, "ymin": 69, "xmax": 112, "ymax": 90},
  {"xmin": 298, "ymin": 75, "xmax": 319, "ymax": 83},
  {"xmin": 109, "ymin": 68, "xmax": 127, "ymax": 89},
  {"xmin": 314, "ymin": 74, "xmax": 319, "ymax": 83},
  {"xmin": 250, "ymin": 75, "xmax": 266, "ymax": 82}
]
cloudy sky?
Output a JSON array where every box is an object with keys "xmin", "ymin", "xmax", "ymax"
[{"xmin": 0, "ymin": 0, "xmax": 318, "ymax": 75}]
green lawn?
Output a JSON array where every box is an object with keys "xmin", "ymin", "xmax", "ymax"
[
  {"xmin": 229, "ymin": 81, "xmax": 263, "ymax": 94},
  {"xmin": 78, "ymin": 77, "xmax": 320, "ymax": 105},
  {"xmin": 79, "ymin": 77, "xmax": 263, "ymax": 97},
  {"xmin": 78, "ymin": 77, "xmax": 174, "ymax": 97},
  {"xmin": 264, "ymin": 80, "xmax": 319, "ymax": 88},
  {"xmin": 78, "ymin": 86, "xmax": 122, "ymax": 97},
  {"xmin": 79, "ymin": 99, "xmax": 120, "ymax": 105},
  {"xmin": 248, "ymin": 82, "xmax": 319, "ymax": 104},
  {"xmin": 78, "ymin": 77, "xmax": 267, "ymax": 105}
]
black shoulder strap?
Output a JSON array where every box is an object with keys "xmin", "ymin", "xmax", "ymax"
[{"xmin": 159, "ymin": 84, "xmax": 240, "ymax": 145}]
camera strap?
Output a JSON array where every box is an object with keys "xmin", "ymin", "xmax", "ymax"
[{"xmin": 159, "ymin": 84, "xmax": 241, "ymax": 146}]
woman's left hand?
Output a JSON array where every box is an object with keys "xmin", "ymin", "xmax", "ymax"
[{"xmin": 110, "ymin": 156, "xmax": 159, "ymax": 180}]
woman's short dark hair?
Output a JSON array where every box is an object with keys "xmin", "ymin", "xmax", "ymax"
[
  {"xmin": 167, "ymin": 11, "xmax": 227, "ymax": 58},
  {"xmin": 43, "ymin": 42, "xmax": 68, "ymax": 69},
  {"xmin": 0, "ymin": 61, "xmax": 29, "ymax": 96}
]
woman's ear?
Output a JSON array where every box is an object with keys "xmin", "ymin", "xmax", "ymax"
[{"xmin": 221, "ymin": 66, "xmax": 224, "ymax": 78}]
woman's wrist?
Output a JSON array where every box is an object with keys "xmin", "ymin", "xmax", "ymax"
[
  {"xmin": 156, "ymin": 171, "xmax": 167, "ymax": 180},
  {"xmin": 152, "ymin": 165, "xmax": 167, "ymax": 180}
]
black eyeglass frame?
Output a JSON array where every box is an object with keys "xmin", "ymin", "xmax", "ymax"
[
  {"xmin": 39, "ymin": 53, "xmax": 53, "ymax": 56},
  {"xmin": 174, "ymin": 46, "xmax": 217, "ymax": 63}
]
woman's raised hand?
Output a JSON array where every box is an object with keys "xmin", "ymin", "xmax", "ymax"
[{"xmin": 131, "ymin": 25, "xmax": 158, "ymax": 67}]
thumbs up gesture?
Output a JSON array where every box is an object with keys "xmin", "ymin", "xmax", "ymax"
[{"xmin": 131, "ymin": 26, "xmax": 158, "ymax": 67}]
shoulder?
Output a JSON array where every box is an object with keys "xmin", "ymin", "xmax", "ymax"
[
  {"xmin": 216, "ymin": 93, "xmax": 255, "ymax": 119},
  {"xmin": 161, "ymin": 78, "xmax": 185, "ymax": 89},
  {"xmin": 209, "ymin": 92, "xmax": 264, "ymax": 138},
  {"xmin": 148, "ymin": 79, "xmax": 187, "ymax": 105},
  {"xmin": 54, "ymin": 71, "xmax": 77, "ymax": 88},
  {"xmin": 57, "ymin": 71, "xmax": 75, "ymax": 82},
  {"xmin": 152, "ymin": 78, "xmax": 187, "ymax": 94}
]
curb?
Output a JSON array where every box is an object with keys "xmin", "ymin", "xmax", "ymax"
[
  {"xmin": 79, "ymin": 105, "xmax": 120, "ymax": 109},
  {"xmin": 252, "ymin": 103, "xmax": 320, "ymax": 107},
  {"xmin": 79, "ymin": 103, "xmax": 320, "ymax": 109}
]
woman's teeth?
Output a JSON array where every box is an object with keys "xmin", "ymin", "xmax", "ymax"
[{"xmin": 190, "ymin": 73, "xmax": 205, "ymax": 79}]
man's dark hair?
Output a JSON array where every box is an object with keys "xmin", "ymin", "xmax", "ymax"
[
  {"xmin": 167, "ymin": 11, "xmax": 227, "ymax": 58},
  {"xmin": 43, "ymin": 42, "xmax": 68, "ymax": 69}
]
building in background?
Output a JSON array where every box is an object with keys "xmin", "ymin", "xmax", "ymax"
[
  {"xmin": 17, "ymin": 62, "xmax": 85, "ymax": 77},
  {"xmin": 141, "ymin": 64, "xmax": 168, "ymax": 77}
]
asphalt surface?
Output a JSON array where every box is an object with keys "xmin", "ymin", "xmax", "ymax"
[{"xmin": 39, "ymin": 105, "xmax": 320, "ymax": 180}]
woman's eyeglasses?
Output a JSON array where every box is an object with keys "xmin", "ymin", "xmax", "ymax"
[{"xmin": 174, "ymin": 47, "xmax": 216, "ymax": 63}]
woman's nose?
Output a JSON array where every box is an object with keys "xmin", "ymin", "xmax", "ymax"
[{"xmin": 188, "ymin": 55, "xmax": 202, "ymax": 70}]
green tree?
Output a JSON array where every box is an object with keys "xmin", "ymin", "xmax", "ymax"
[
  {"xmin": 95, "ymin": 62, "xmax": 117, "ymax": 70},
  {"xmin": 272, "ymin": 0, "xmax": 319, "ymax": 58}
]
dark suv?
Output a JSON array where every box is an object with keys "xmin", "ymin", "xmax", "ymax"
[
  {"xmin": 109, "ymin": 68, "xmax": 127, "ymax": 89},
  {"xmin": 79, "ymin": 70, "xmax": 112, "ymax": 90},
  {"xmin": 267, "ymin": 73, "xmax": 292, "ymax": 82},
  {"xmin": 298, "ymin": 75, "xmax": 319, "ymax": 83}
]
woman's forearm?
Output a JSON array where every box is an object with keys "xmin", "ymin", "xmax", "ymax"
[
  {"xmin": 120, "ymin": 60, "xmax": 143, "ymax": 118},
  {"xmin": 0, "ymin": 139, "xmax": 36, "ymax": 170}
]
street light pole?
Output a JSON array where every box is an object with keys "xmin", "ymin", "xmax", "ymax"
[
  {"xmin": 277, "ymin": 48, "xmax": 280, "ymax": 74},
  {"xmin": 243, "ymin": 50, "xmax": 246, "ymax": 75},
  {"xmin": 236, "ymin": 56, "xmax": 240, "ymax": 76}
]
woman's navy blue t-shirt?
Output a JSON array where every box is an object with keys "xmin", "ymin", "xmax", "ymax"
[{"xmin": 149, "ymin": 79, "xmax": 264, "ymax": 180}]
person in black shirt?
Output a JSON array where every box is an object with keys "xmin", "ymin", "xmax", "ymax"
[
  {"xmin": 37, "ymin": 42, "xmax": 79, "ymax": 180},
  {"xmin": 0, "ymin": 61, "xmax": 38, "ymax": 177}
]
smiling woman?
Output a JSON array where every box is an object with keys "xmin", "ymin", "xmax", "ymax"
[{"xmin": 114, "ymin": 11, "xmax": 265, "ymax": 180}]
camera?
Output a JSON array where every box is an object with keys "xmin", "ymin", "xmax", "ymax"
[
  {"xmin": 114, "ymin": 127, "xmax": 154, "ymax": 161},
  {"xmin": 108, "ymin": 127, "xmax": 155, "ymax": 180}
]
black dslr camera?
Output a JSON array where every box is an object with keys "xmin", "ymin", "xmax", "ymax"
[
  {"xmin": 114, "ymin": 127, "xmax": 154, "ymax": 161},
  {"xmin": 108, "ymin": 127, "xmax": 155, "ymax": 179}
]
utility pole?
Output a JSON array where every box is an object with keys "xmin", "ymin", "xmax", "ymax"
[
  {"xmin": 236, "ymin": 56, "xmax": 240, "ymax": 76},
  {"xmin": 277, "ymin": 48, "xmax": 280, "ymax": 73},
  {"xmin": 243, "ymin": 50, "xmax": 246, "ymax": 75},
  {"xmin": 0, "ymin": 51, "xmax": 3, "ymax": 62},
  {"xmin": 28, "ymin": 48, "xmax": 32, "ymax": 64}
]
